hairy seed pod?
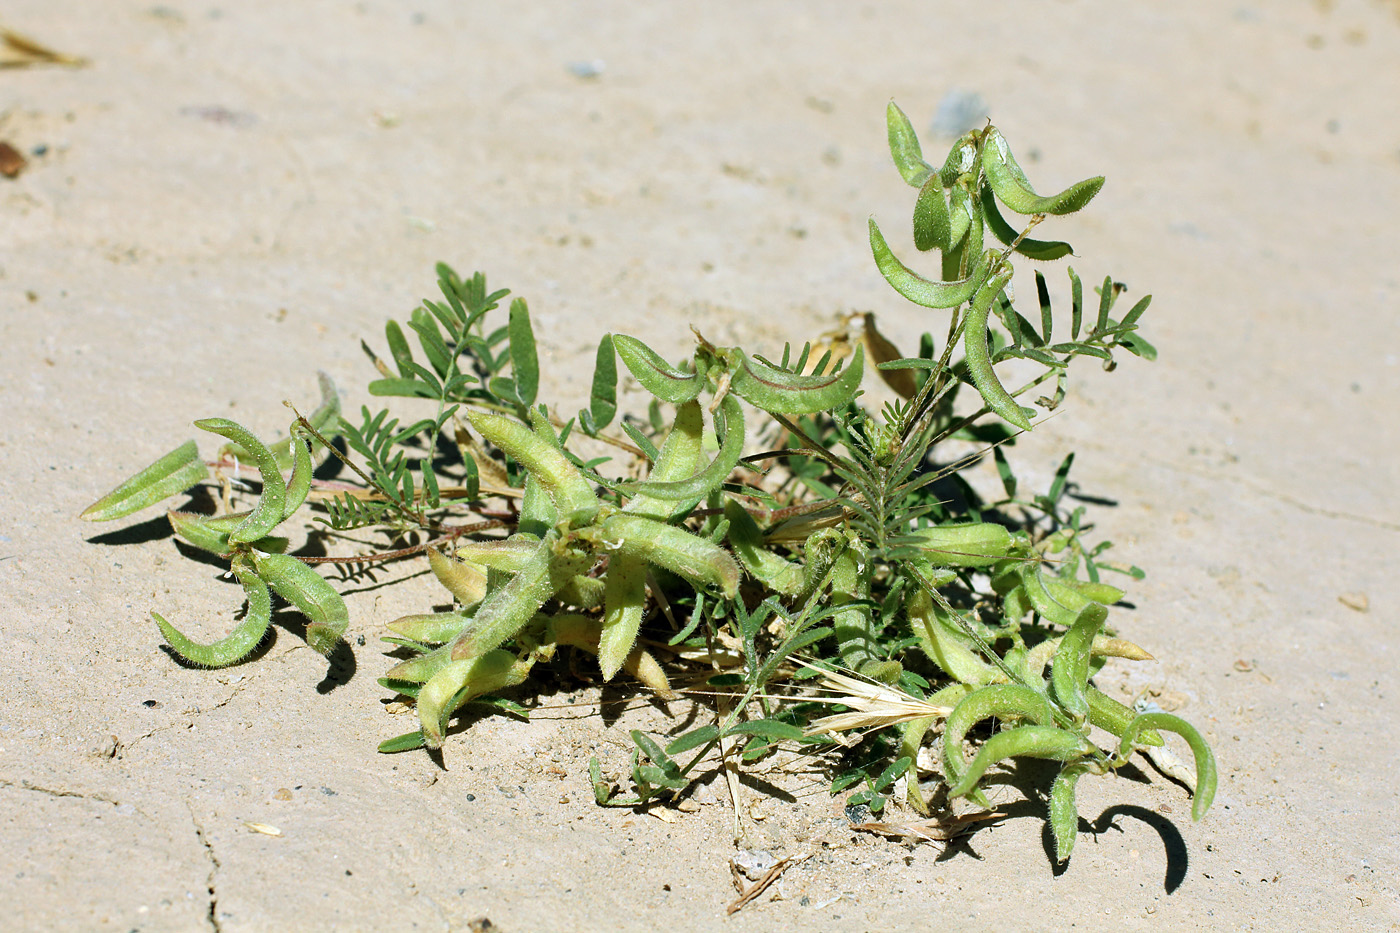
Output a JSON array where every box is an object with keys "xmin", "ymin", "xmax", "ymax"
[
  {"xmin": 427, "ymin": 547, "xmax": 488, "ymax": 608},
  {"xmin": 467, "ymin": 411, "xmax": 599, "ymax": 526},
  {"xmin": 943, "ymin": 684, "xmax": 1056, "ymax": 806},
  {"xmin": 386, "ymin": 611, "xmax": 472, "ymax": 646},
  {"xmin": 1050, "ymin": 603, "xmax": 1107, "ymax": 723},
  {"xmin": 907, "ymin": 522, "xmax": 1013, "ymax": 568},
  {"xmin": 384, "ymin": 641, "xmax": 457, "ymax": 683},
  {"xmin": 619, "ymin": 394, "xmax": 745, "ymax": 503},
  {"xmin": 885, "ymin": 101, "xmax": 934, "ymax": 187},
  {"xmin": 1019, "ymin": 565, "xmax": 1081, "ymax": 627},
  {"xmin": 547, "ymin": 614, "xmax": 675, "ymax": 698},
  {"xmin": 907, "ymin": 587, "xmax": 997, "ymax": 686},
  {"xmin": 280, "ymin": 431, "xmax": 313, "ymax": 520},
  {"xmin": 982, "ymin": 127, "xmax": 1104, "ymax": 216},
  {"xmin": 167, "ymin": 510, "xmax": 288, "ymax": 556},
  {"xmin": 194, "ymin": 418, "xmax": 288, "ymax": 545},
  {"xmin": 591, "ymin": 513, "xmax": 739, "ymax": 599},
  {"xmin": 730, "ymin": 345, "xmax": 865, "ymax": 415},
  {"xmin": 83, "ymin": 439, "xmax": 211, "ymax": 522},
  {"xmin": 962, "ymin": 266, "xmax": 1034, "ymax": 433},
  {"xmin": 418, "ymin": 650, "xmax": 531, "ymax": 748},
  {"xmin": 623, "ymin": 401, "xmax": 704, "ymax": 518},
  {"xmin": 599, "ymin": 554, "xmax": 647, "ymax": 680},
  {"xmin": 450, "ymin": 533, "xmax": 596, "ymax": 661},
  {"xmin": 219, "ymin": 372, "xmax": 341, "ymax": 468},
  {"xmin": 612, "ymin": 334, "xmax": 705, "ymax": 404},
  {"xmin": 947, "ymin": 725, "xmax": 1093, "ymax": 799},
  {"xmin": 1086, "ymin": 688, "xmax": 1163, "ymax": 747},
  {"xmin": 1114, "ymin": 712, "xmax": 1218, "ymax": 821},
  {"xmin": 250, "ymin": 552, "xmax": 349, "ymax": 655},
  {"xmin": 152, "ymin": 558, "xmax": 272, "ymax": 668},
  {"xmin": 869, "ymin": 219, "xmax": 984, "ymax": 310},
  {"xmin": 1049, "ymin": 764, "xmax": 1092, "ymax": 862},
  {"xmin": 724, "ymin": 500, "xmax": 803, "ymax": 596}
]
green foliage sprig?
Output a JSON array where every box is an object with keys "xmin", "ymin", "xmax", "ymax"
[{"xmin": 82, "ymin": 102, "xmax": 1214, "ymax": 866}]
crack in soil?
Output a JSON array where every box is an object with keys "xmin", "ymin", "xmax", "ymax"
[
  {"xmin": 0, "ymin": 776, "xmax": 123, "ymax": 805},
  {"xmin": 186, "ymin": 802, "xmax": 222, "ymax": 933}
]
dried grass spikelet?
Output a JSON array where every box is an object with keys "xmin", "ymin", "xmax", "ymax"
[{"xmin": 799, "ymin": 661, "xmax": 953, "ymax": 738}]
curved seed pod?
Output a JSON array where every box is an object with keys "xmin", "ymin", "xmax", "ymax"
[
  {"xmin": 800, "ymin": 528, "xmax": 848, "ymax": 602},
  {"xmin": 153, "ymin": 558, "xmax": 271, "ymax": 668},
  {"xmin": 82, "ymin": 440, "xmax": 210, "ymax": 522},
  {"xmin": 619, "ymin": 394, "xmax": 745, "ymax": 502},
  {"xmin": 943, "ymin": 684, "xmax": 1056, "ymax": 806},
  {"xmin": 547, "ymin": 614, "xmax": 676, "ymax": 698},
  {"xmin": 612, "ymin": 334, "xmax": 704, "ymax": 404},
  {"xmin": 280, "ymin": 431, "xmax": 313, "ymax": 520},
  {"xmin": 219, "ymin": 372, "xmax": 341, "ymax": 468},
  {"xmin": 938, "ymin": 132, "xmax": 979, "ymax": 188},
  {"xmin": 1027, "ymin": 633, "xmax": 1156, "ymax": 681},
  {"xmin": 963, "ymin": 266, "xmax": 1034, "ymax": 433},
  {"xmin": 623, "ymin": 400, "xmax": 705, "ymax": 518},
  {"xmin": 723, "ymin": 500, "xmax": 803, "ymax": 596},
  {"xmin": 251, "ymin": 552, "xmax": 349, "ymax": 655},
  {"xmin": 599, "ymin": 554, "xmax": 647, "ymax": 680},
  {"xmin": 384, "ymin": 641, "xmax": 457, "ymax": 682},
  {"xmin": 449, "ymin": 538, "xmax": 537, "ymax": 574},
  {"xmin": 1050, "ymin": 603, "xmax": 1107, "ymax": 723},
  {"xmin": 982, "ymin": 127, "xmax": 1104, "ymax": 216},
  {"xmin": 1049, "ymin": 764, "xmax": 1092, "ymax": 862},
  {"xmin": 907, "ymin": 522, "xmax": 1013, "ymax": 568},
  {"xmin": 1001, "ymin": 584, "xmax": 1031, "ymax": 623},
  {"xmin": 730, "ymin": 345, "xmax": 865, "ymax": 415},
  {"xmin": 947, "ymin": 725, "xmax": 1093, "ymax": 799},
  {"xmin": 979, "ymin": 184, "xmax": 1074, "ymax": 261},
  {"xmin": 912, "ymin": 172, "xmax": 952, "ymax": 253},
  {"xmin": 1115, "ymin": 713, "xmax": 1218, "ymax": 820},
  {"xmin": 946, "ymin": 181, "xmax": 974, "ymax": 255},
  {"xmin": 870, "ymin": 219, "xmax": 983, "ymax": 310},
  {"xmin": 1020, "ymin": 565, "xmax": 1081, "ymax": 626},
  {"xmin": 1051, "ymin": 577, "xmax": 1125, "ymax": 606},
  {"xmin": 427, "ymin": 547, "xmax": 488, "ymax": 608},
  {"xmin": 907, "ymin": 587, "xmax": 997, "ymax": 686},
  {"xmin": 167, "ymin": 510, "xmax": 289, "ymax": 556},
  {"xmin": 194, "ymin": 418, "xmax": 288, "ymax": 545},
  {"xmin": 591, "ymin": 513, "xmax": 739, "ymax": 598},
  {"xmin": 900, "ymin": 716, "xmax": 937, "ymax": 815},
  {"xmin": 418, "ymin": 650, "xmax": 530, "ymax": 749},
  {"xmin": 386, "ymin": 611, "xmax": 472, "ymax": 645},
  {"xmin": 1086, "ymin": 688, "xmax": 1163, "ymax": 747},
  {"xmin": 467, "ymin": 411, "xmax": 599, "ymax": 526},
  {"xmin": 450, "ymin": 533, "xmax": 595, "ymax": 661},
  {"xmin": 886, "ymin": 101, "xmax": 933, "ymax": 187}
]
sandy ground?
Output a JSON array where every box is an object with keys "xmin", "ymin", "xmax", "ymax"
[{"xmin": 3, "ymin": 1, "xmax": 1399, "ymax": 930}]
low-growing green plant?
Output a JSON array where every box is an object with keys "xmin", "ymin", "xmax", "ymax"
[{"xmin": 83, "ymin": 102, "xmax": 1214, "ymax": 865}]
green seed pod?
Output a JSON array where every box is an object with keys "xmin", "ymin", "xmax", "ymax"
[
  {"xmin": 870, "ymin": 219, "xmax": 984, "ymax": 310},
  {"xmin": 1049, "ymin": 763, "xmax": 1092, "ymax": 863},
  {"xmin": 1115, "ymin": 713, "xmax": 1218, "ymax": 821},
  {"xmin": 280, "ymin": 430, "xmax": 313, "ymax": 520},
  {"xmin": 167, "ymin": 510, "xmax": 289, "ymax": 556},
  {"xmin": 885, "ymin": 101, "xmax": 934, "ymax": 187},
  {"xmin": 830, "ymin": 537, "xmax": 899, "ymax": 682},
  {"xmin": 418, "ymin": 650, "xmax": 530, "ymax": 749},
  {"xmin": 427, "ymin": 547, "xmax": 488, "ymax": 608},
  {"xmin": 590, "ymin": 513, "xmax": 740, "ymax": 598},
  {"xmin": 467, "ymin": 411, "xmax": 599, "ymax": 526},
  {"xmin": 979, "ymin": 184, "xmax": 1074, "ymax": 261},
  {"xmin": 1019, "ymin": 565, "xmax": 1081, "ymax": 626},
  {"xmin": 982, "ymin": 127, "xmax": 1104, "ymax": 216},
  {"xmin": 384, "ymin": 641, "xmax": 458, "ymax": 682},
  {"xmin": 907, "ymin": 587, "xmax": 998, "ymax": 686},
  {"xmin": 800, "ymin": 528, "xmax": 848, "ymax": 603},
  {"xmin": 623, "ymin": 400, "xmax": 704, "ymax": 519},
  {"xmin": 450, "ymin": 533, "xmax": 596, "ymax": 661},
  {"xmin": 517, "ymin": 473, "xmax": 556, "ymax": 538},
  {"xmin": 730, "ymin": 345, "xmax": 865, "ymax": 415},
  {"xmin": 82, "ymin": 440, "xmax": 210, "ymax": 522},
  {"xmin": 1086, "ymin": 688, "xmax": 1163, "ymax": 747},
  {"xmin": 723, "ymin": 500, "xmax": 803, "ymax": 596},
  {"xmin": 386, "ymin": 611, "xmax": 472, "ymax": 645},
  {"xmin": 194, "ymin": 418, "xmax": 288, "ymax": 545},
  {"xmin": 907, "ymin": 522, "xmax": 1013, "ymax": 568},
  {"xmin": 598, "ymin": 554, "xmax": 647, "ymax": 680},
  {"xmin": 1050, "ymin": 603, "xmax": 1107, "ymax": 723},
  {"xmin": 152, "ymin": 558, "xmax": 271, "ymax": 668},
  {"xmin": 943, "ymin": 684, "xmax": 1056, "ymax": 807},
  {"xmin": 912, "ymin": 172, "xmax": 952, "ymax": 253},
  {"xmin": 250, "ymin": 552, "xmax": 349, "ymax": 655},
  {"xmin": 620, "ymin": 394, "xmax": 745, "ymax": 503},
  {"xmin": 963, "ymin": 266, "xmax": 1034, "ymax": 433},
  {"xmin": 449, "ymin": 538, "xmax": 538, "ymax": 574},
  {"xmin": 612, "ymin": 334, "xmax": 705, "ymax": 404},
  {"xmin": 947, "ymin": 725, "xmax": 1093, "ymax": 799},
  {"xmin": 1050, "ymin": 576, "xmax": 1125, "ymax": 607},
  {"xmin": 556, "ymin": 573, "xmax": 606, "ymax": 609}
]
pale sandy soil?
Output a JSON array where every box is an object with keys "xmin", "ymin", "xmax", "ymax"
[{"xmin": 3, "ymin": 2, "xmax": 1399, "ymax": 930}]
